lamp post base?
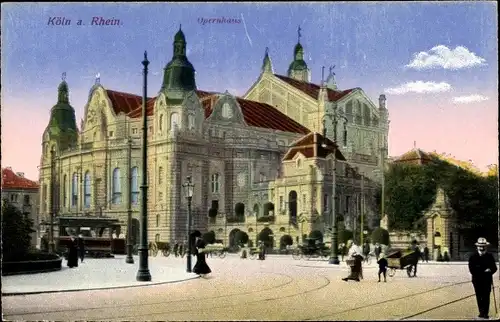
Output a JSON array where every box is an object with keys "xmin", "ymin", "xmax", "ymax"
[
  {"xmin": 136, "ymin": 269, "xmax": 152, "ymax": 281},
  {"xmin": 125, "ymin": 244, "xmax": 134, "ymax": 263},
  {"xmin": 328, "ymin": 257, "xmax": 340, "ymax": 265}
]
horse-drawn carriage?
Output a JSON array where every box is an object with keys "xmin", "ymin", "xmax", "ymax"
[
  {"xmin": 148, "ymin": 242, "xmax": 173, "ymax": 257},
  {"xmin": 292, "ymin": 238, "xmax": 330, "ymax": 260},
  {"xmin": 387, "ymin": 250, "xmax": 419, "ymax": 278},
  {"xmin": 204, "ymin": 243, "xmax": 229, "ymax": 259}
]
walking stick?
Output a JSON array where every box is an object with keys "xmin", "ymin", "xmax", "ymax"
[{"xmin": 492, "ymin": 280, "xmax": 498, "ymax": 315}]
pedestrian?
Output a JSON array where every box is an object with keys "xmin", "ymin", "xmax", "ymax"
[
  {"xmin": 375, "ymin": 243, "xmax": 381, "ymax": 261},
  {"xmin": 423, "ymin": 246, "xmax": 429, "ymax": 263},
  {"xmin": 342, "ymin": 240, "xmax": 364, "ymax": 282},
  {"xmin": 410, "ymin": 240, "xmax": 420, "ymax": 277},
  {"xmin": 341, "ymin": 243, "xmax": 347, "ymax": 262},
  {"xmin": 77, "ymin": 234, "xmax": 85, "ymax": 263},
  {"xmin": 173, "ymin": 241, "xmax": 179, "ymax": 257},
  {"xmin": 377, "ymin": 253, "xmax": 388, "ymax": 282},
  {"xmin": 179, "ymin": 243, "xmax": 184, "ymax": 257},
  {"xmin": 258, "ymin": 241, "xmax": 266, "ymax": 260},
  {"xmin": 468, "ymin": 237, "xmax": 498, "ymax": 319},
  {"xmin": 193, "ymin": 237, "xmax": 212, "ymax": 277},
  {"xmin": 67, "ymin": 236, "xmax": 79, "ymax": 268},
  {"xmin": 363, "ymin": 242, "xmax": 370, "ymax": 263}
]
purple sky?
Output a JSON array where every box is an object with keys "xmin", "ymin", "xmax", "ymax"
[{"xmin": 1, "ymin": 2, "xmax": 498, "ymax": 180}]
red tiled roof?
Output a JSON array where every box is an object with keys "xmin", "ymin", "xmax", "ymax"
[
  {"xmin": 2, "ymin": 168, "xmax": 39, "ymax": 190},
  {"xmin": 106, "ymin": 90, "xmax": 149, "ymax": 116},
  {"xmin": 282, "ymin": 132, "xmax": 346, "ymax": 161},
  {"xmin": 275, "ymin": 74, "xmax": 355, "ymax": 101}
]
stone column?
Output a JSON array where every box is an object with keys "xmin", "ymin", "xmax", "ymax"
[{"xmin": 426, "ymin": 216, "xmax": 434, "ymax": 260}]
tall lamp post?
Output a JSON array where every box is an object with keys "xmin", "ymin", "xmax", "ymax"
[
  {"xmin": 183, "ymin": 176, "xmax": 194, "ymax": 273},
  {"xmin": 136, "ymin": 51, "xmax": 151, "ymax": 282},
  {"xmin": 49, "ymin": 147, "xmax": 56, "ymax": 253},
  {"xmin": 126, "ymin": 136, "xmax": 134, "ymax": 264},
  {"xmin": 322, "ymin": 111, "xmax": 348, "ymax": 265}
]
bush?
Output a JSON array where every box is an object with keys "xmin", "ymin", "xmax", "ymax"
[
  {"xmin": 234, "ymin": 231, "xmax": 249, "ymax": 246},
  {"xmin": 203, "ymin": 231, "xmax": 216, "ymax": 244},
  {"xmin": 338, "ymin": 229, "xmax": 354, "ymax": 244},
  {"xmin": 235, "ymin": 203, "xmax": 245, "ymax": 216},
  {"xmin": 309, "ymin": 230, "xmax": 323, "ymax": 242},
  {"xmin": 371, "ymin": 227, "xmax": 390, "ymax": 246},
  {"xmin": 263, "ymin": 202, "xmax": 275, "ymax": 216},
  {"xmin": 2, "ymin": 200, "xmax": 36, "ymax": 261},
  {"xmin": 208, "ymin": 208, "xmax": 217, "ymax": 218},
  {"xmin": 280, "ymin": 235, "xmax": 293, "ymax": 249}
]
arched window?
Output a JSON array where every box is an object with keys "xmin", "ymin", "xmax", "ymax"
[
  {"xmin": 131, "ymin": 167, "xmax": 139, "ymax": 205},
  {"xmin": 159, "ymin": 114, "xmax": 164, "ymax": 131},
  {"xmin": 188, "ymin": 114, "xmax": 195, "ymax": 130},
  {"xmin": 84, "ymin": 171, "xmax": 91, "ymax": 208},
  {"xmin": 63, "ymin": 174, "xmax": 67, "ymax": 207},
  {"xmin": 211, "ymin": 173, "xmax": 220, "ymax": 193},
  {"xmin": 112, "ymin": 168, "xmax": 121, "ymax": 204},
  {"xmin": 156, "ymin": 214, "xmax": 160, "ymax": 227},
  {"xmin": 170, "ymin": 112, "xmax": 179, "ymax": 131},
  {"xmin": 71, "ymin": 173, "xmax": 78, "ymax": 207}
]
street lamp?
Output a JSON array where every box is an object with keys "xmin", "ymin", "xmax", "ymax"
[
  {"xmin": 49, "ymin": 147, "xmax": 56, "ymax": 253},
  {"xmin": 136, "ymin": 51, "xmax": 151, "ymax": 282},
  {"xmin": 125, "ymin": 136, "xmax": 134, "ymax": 264},
  {"xmin": 322, "ymin": 111, "xmax": 348, "ymax": 265},
  {"xmin": 183, "ymin": 176, "xmax": 194, "ymax": 273}
]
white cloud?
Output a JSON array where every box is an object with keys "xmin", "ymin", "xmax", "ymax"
[
  {"xmin": 406, "ymin": 45, "xmax": 486, "ymax": 70},
  {"xmin": 452, "ymin": 95, "xmax": 489, "ymax": 104},
  {"xmin": 385, "ymin": 81, "xmax": 452, "ymax": 95}
]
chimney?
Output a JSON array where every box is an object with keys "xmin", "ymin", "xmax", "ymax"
[{"xmin": 16, "ymin": 172, "xmax": 25, "ymax": 177}]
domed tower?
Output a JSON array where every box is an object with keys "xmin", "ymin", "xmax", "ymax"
[
  {"xmin": 41, "ymin": 73, "xmax": 78, "ymax": 158},
  {"xmin": 161, "ymin": 25, "xmax": 197, "ymax": 97},
  {"xmin": 287, "ymin": 26, "xmax": 310, "ymax": 82}
]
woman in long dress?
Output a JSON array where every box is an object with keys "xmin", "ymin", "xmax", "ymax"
[
  {"xmin": 193, "ymin": 237, "xmax": 212, "ymax": 277},
  {"xmin": 67, "ymin": 236, "xmax": 79, "ymax": 268},
  {"xmin": 342, "ymin": 240, "xmax": 363, "ymax": 282}
]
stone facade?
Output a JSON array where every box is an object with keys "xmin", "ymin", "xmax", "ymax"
[{"xmin": 38, "ymin": 29, "xmax": 390, "ymax": 248}]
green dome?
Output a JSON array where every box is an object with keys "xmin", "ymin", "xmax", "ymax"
[
  {"xmin": 174, "ymin": 29, "xmax": 186, "ymax": 43},
  {"xmin": 288, "ymin": 59, "xmax": 308, "ymax": 71},
  {"xmin": 294, "ymin": 43, "xmax": 303, "ymax": 56},
  {"xmin": 162, "ymin": 56, "xmax": 196, "ymax": 91},
  {"xmin": 46, "ymin": 80, "xmax": 78, "ymax": 149}
]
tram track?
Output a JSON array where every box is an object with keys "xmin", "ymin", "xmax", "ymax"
[{"xmin": 305, "ymin": 280, "xmax": 472, "ymax": 320}]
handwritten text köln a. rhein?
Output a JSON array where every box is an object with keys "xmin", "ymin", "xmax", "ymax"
[{"xmin": 47, "ymin": 17, "xmax": 122, "ymax": 26}]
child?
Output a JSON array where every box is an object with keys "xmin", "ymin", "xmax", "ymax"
[{"xmin": 377, "ymin": 253, "xmax": 388, "ymax": 282}]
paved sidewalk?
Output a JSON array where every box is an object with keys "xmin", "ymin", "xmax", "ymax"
[{"xmin": 2, "ymin": 255, "xmax": 199, "ymax": 296}]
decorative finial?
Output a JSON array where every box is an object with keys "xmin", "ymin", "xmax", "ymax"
[
  {"xmin": 95, "ymin": 72, "xmax": 100, "ymax": 85},
  {"xmin": 321, "ymin": 66, "xmax": 325, "ymax": 83},
  {"xmin": 179, "ymin": 24, "xmax": 182, "ymax": 31},
  {"xmin": 144, "ymin": 51, "xmax": 148, "ymax": 60},
  {"xmin": 298, "ymin": 25, "xmax": 302, "ymax": 43},
  {"xmin": 62, "ymin": 72, "xmax": 66, "ymax": 81},
  {"xmin": 265, "ymin": 47, "xmax": 269, "ymax": 55}
]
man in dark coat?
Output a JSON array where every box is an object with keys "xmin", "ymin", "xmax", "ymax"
[
  {"xmin": 77, "ymin": 234, "xmax": 85, "ymax": 263},
  {"xmin": 173, "ymin": 241, "xmax": 179, "ymax": 257},
  {"xmin": 423, "ymin": 246, "xmax": 429, "ymax": 262},
  {"xmin": 67, "ymin": 236, "xmax": 79, "ymax": 268},
  {"xmin": 468, "ymin": 237, "xmax": 498, "ymax": 319}
]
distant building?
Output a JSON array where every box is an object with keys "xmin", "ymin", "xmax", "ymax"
[
  {"xmin": 2, "ymin": 167, "xmax": 40, "ymax": 247},
  {"xmin": 38, "ymin": 27, "xmax": 390, "ymax": 247}
]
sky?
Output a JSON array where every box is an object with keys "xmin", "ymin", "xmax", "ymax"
[{"xmin": 1, "ymin": 2, "xmax": 498, "ymax": 180}]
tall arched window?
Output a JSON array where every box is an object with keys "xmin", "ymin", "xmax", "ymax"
[
  {"xmin": 211, "ymin": 173, "xmax": 220, "ymax": 193},
  {"xmin": 170, "ymin": 112, "xmax": 179, "ymax": 131},
  {"xmin": 188, "ymin": 114, "xmax": 195, "ymax": 130},
  {"xmin": 84, "ymin": 171, "xmax": 91, "ymax": 208},
  {"xmin": 156, "ymin": 214, "xmax": 160, "ymax": 227},
  {"xmin": 159, "ymin": 114, "xmax": 164, "ymax": 131},
  {"xmin": 131, "ymin": 167, "xmax": 139, "ymax": 205},
  {"xmin": 63, "ymin": 174, "xmax": 67, "ymax": 207},
  {"xmin": 71, "ymin": 173, "xmax": 78, "ymax": 207},
  {"xmin": 112, "ymin": 168, "xmax": 121, "ymax": 204}
]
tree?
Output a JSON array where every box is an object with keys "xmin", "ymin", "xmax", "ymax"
[
  {"xmin": 234, "ymin": 231, "xmax": 249, "ymax": 246},
  {"xmin": 309, "ymin": 230, "xmax": 323, "ymax": 242},
  {"xmin": 2, "ymin": 200, "xmax": 36, "ymax": 261},
  {"xmin": 202, "ymin": 231, "xmax": 216, "ymax": 244},
  {"xmin": 371, "ymin": 227, "xmax": 390, "ymax": 245},
  {"xmin": 280, "ymin": 235, "xmax": 293, "ymax": 249}
]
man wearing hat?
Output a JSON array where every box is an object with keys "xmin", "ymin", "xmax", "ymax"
[{"xmin": 468, "ymin": 237, "xmax": 498, "ymax": 319}]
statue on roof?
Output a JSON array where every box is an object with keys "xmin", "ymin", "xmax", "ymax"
[{"xmin": 95, "ymin": 72, "xmax": 100, "ymax": 85}]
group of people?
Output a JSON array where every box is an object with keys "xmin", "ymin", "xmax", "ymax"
[{"xmin": 66, "ymin": 234, "xmax": 85, "ymax": 268}]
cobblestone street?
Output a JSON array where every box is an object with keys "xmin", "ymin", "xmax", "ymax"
[{"xmin": 3, "ymin": 254, "xmax": 499, "ymax": 320}]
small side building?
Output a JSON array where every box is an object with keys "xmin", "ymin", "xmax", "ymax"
[{"xmin": 1, "ymin": 167, "xmax": 40, "ymax": 247}]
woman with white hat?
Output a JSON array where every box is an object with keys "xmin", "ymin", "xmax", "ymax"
[{"xmin": 468, "ymin": 237, "xmax": 498, "ymax": 319}]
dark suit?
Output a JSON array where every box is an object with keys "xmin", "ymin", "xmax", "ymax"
[{"xmin": 468, "ymin": 251, "xmax": 498, "ymax": 318}]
